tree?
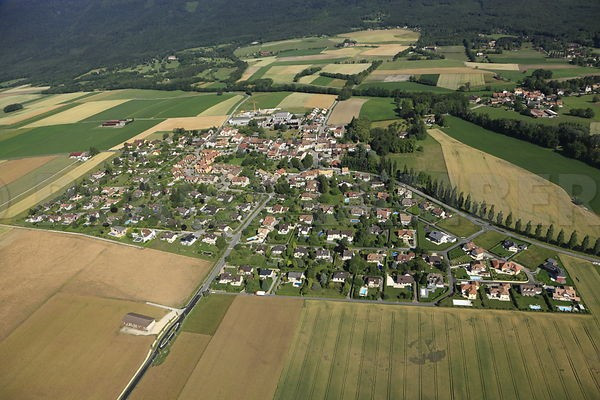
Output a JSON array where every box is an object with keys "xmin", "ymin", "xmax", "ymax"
[
  {"xmin": 216, "ymin": 236, "xmax": 227, "ymax": 250},
  {"xmin": 567, "ymin": 231, "xmax": 578, "ymax": 249},
  {"xmin": 505, "ymin": 212, "xmax": 513, "ymax": 228},
  {"xmin": 487, "ymin": 205, "xmax": 495, "ymax": 221},
  {"xmin": 514, "ymin": 218, "xmax": 522, "ymax": 232},
  {"xmin": 89, "ymin": 146, "xmax": 99, "ymax": 156},
  {"xmin": 556, "ymin": 229, "xmax": 565, "ymax": 246},
  {"xmin": 464, "ymin": 194, "xmax": 472, "ymax": 212},
  {"xmin": 3, "ymin": 103, "xmax": 23, "ymax": 113},
  {"xmin": 535, "ymin": 223, "xmax": 543, "ymax": 238},
  {"xmin": 302, "ymin": 153, "xmax": 313, "ymax": 169},
  {"xmin": 594, "ymin": 238, "xmax": 600, "ymax": 255},
  {"xmin": 545, "ymin": 224, "xmax": 554, "ymax": 242},
  {"xmin": 581, "ymin": 235, "xmax": 590, "ymax": 251},
  {"xmin": 525, "ymin": 221, "xmax": 532, "ymax": 235},
  {"xmin": 496, "ymin": 211, "xmax": 504, "ymax": 226}
]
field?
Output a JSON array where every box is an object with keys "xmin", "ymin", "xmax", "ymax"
[
  {"xmin": 24, "ymin": 99, "xmax": 129, "ymax": 127},
  {"xmin": 436, "ymin": 215, "xmax": 481, "ymax": 238},
  {"xmin": 182, "ymin": 294, "xmax": 235, "ymax": 335},
  {"xmin": 558, "ymin": 255, "xmax": 600, "ymax": 313},
  {"xmin": 338, "ymin": 28, "xmax": 420, "ymax": 44},
  {"xmin": 465, "ymin": 62, "xmax": 520, "ymax": 71},
  {"xmin": 0, "ymin": 228, "xmax": 211, "ymax": 340},
  {"xmin": 442, "ymin": 116, "xmax": 600, "ymax": 216},
  {"xmin": 239, "ymin": 92, "xmax": 292, "ymax": 111},
  {"xmin": 327, "ymin": 98, "xmax": 367, "ymax": 125},
  {"xmin": 177, "ymin": 296, "xmax": 303, "ymax": 400},
  {"xmin": 274, "ymin": 299, "xmax": 600, "ymax": 400},
  {"xmin": 0, "ymin": 292, "xmax": 164, "ymax": 400},
  {"xmin": 360, "ymin": 44, "xmax": 409, "ymax": 56},
  {"xmin": 357, "ymin": 81, "xmax": 453, "ymax": 93},
  {"xmin": 429, "ymin": 128, "xmax": 600, "ymax": 237},
  {"xmin": 473, "ymin": 230, "xmax": 507, "ymax": 250},
  {"xmin": 276, "ymin": 92, "xmax": 336, "ymax": 112},
  {"xmin": 473, "ymin": 105, "xmax": 597, "ymax": 128},
  {"xmin": 437, "ymin": 72, "xmax": 486, "ymax": 90},
  {"xmin": 359, "ymin": 97, "xmax": 398, "ymax": 121},
  {"xmin": 388, "ymin": 131, "xmax": 450, "ymax": 183},
  {"xmin": 199, "ymin": 94, "xmax": 244, "ymax": 116},
  {"xmin": 320, "ymin": 63, "xmax": 371, "ymax": 75},
  {"xmin": 0, "ymin": 155, "xmax": 56, "ymax": 185}
]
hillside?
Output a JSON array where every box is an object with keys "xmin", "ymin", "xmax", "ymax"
[{"xmin": 0, "ymin": 0, "xmax": 598, "ymax": 83}]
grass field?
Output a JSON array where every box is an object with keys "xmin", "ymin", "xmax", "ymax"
[
  {"xmin": 0, "ymin": 119, "xmax": 161, "ymax": 158},
  {"xmin": 357, "ymin": 81, "xmax": 453, "ymax": 93},
  {"xmin": 436, "ymin": 215, "xmax": 481, "ymax": 238},
  {"xmin": 178, "ymin": 296, "xmax": 303, "ymax": 400},
  {"xmin": 513, "ymin": 245, "xmax": 560, "ymax": 269},
  {"xmin": 437, "ymin": 73, "xmax": 486, "ymax": 90},
  {"xmin": 182, "ymin": 294, "xmax": 235, "ymax": 335},
  {"xmin": 359, "ymin": 97, "xmax": 398, "ymax": 121},
  {"xmin": 430, "ymin": 127, "xmax": 600, "ymax": 237},
  {"xmin": 0, "ymin": 292, "xmax": 164, "ymax": 400},
  {"xmin": 235, "ymin": 37, "xmax": 340, "ymax": 58},
  {"xmin": 472, "ymin": 230, "xmax": 507, "ymax": 250},
  {"xmin": 465, "ymin": 62, "xmax": 520, "ymax": 71},
  {"xmin": 275, "ymin": 299, "xmax": 600, "ymax": 400},
  {"xmin": 339, "ymin": 28, "xmax": 420, "ymax": 44},
  {"xmin": 378, "ymin": 59, "xmax": 466, "ymax": 70},
  {"xmin": 442, "ymin": 116, "xmax": 600, "ymax": 217},
  {"xmin": 328, "ymin": 98, "xmax": 366, "ymax": 125},
  {"xmin": 199, "ymin": 94, "xmax": 244, "ymax": 116},
  {"xmin": 388, "ymin": 131, "xmax": 450, "ymax": 183},
  {"xmin": 473, "ymin": 105, "xmax": 596, "ymax": 128},
  {"xmin": 239, "ymin": 92, "xmax": 292, "ymax": 111}
]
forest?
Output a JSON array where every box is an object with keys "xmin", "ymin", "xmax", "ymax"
[{"xmin": 1, "ymin": 0, "xmax": 599, "ymax": 83}]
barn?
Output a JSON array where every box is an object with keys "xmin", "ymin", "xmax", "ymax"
[{"xmin": 121, "ymin": 312, "xmax": 156, "ymax": 332}]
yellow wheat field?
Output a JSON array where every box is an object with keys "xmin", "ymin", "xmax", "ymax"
[
  {"xmin": 321, "ymin": 63, "xmax": 372, "ymax": 74},
  {"xmin": 24, "ymin": 100, "xmax": 129, "ymax": 127},
  {"xmin": 328, "ymin": 98, "xmax": 367, "ymax": 125},
  {"xmin": 277, "ymin": 92, "xmax": 336, "ymax": 111},
  {"xmin": 360, "ymin": 44, "xmax": 409, "ymax": 56}
]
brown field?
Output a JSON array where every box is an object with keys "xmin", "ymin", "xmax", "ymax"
[
  {"xmin": 429, "ymin": 128, "xmax": 600, "ymax": 236},
  {"xmin": 131, "ymin": 332, "xmax": 212, "ymax": 400},
  {"xmin": 465, "ymin": 62, "xmax": 520, "ymax": 71},
  {"xmin": 338, "ymin": 28, "xmax": 419, "ymax": 43},
  {"xmin": 1, "ymin": 151, "xmax": 115, "ymax": 218},
  {"xmin": 178, "ymin": 296, "xmax": 303, "ymax": 400},
  {"xmin": 263, "ymin": 65, "xmax": 312, "ymax": 83},
  {"xmin": 0, "ymin": 292, "xmax": 164, "ymax": 400},
  {"xmin": 277, "ymin": 92, "xmax": 336, "ymax": 111},
  {"xmin": 24, "ymin": 99, "xmax": 129, "ymax": 127},
  {"xmin": 328, "ymin": 98, "xmax": 367, "ymax": 125},
  {"xmin": 321, "ymin": 63, "xmax": 372, "ymax": 74},
  {"xmin": 0, "ymin": 155, "xmax": 56, "ymax": 185},
  {"xmin": 199, "ymin": 95, "xmax": 243, "ymax": 116},
  {"xmin": 0, "ymin": 228, "xmax": 211, "ymax": 340},
  {"xmin": 360, "ymin": 44, "xmax": 409, "ymax": 56},
  {"xmin": 1, "ymin": 85, "xmax": 50, "ymax": 95}
]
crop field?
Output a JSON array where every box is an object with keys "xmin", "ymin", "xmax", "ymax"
[
  {"xmin": 235, "ymin": 37, "xmax": 340, "ymax": 58},
  {"xmin": 82, "ymin": 94, "xmax": 235, "ymax": 121},
  {"xmin": 321, "ymin": 63, "xmax": 372, "ymax": 74},
  {"xmin": 359, "ymin": 97, "xmax": 398, "ymax": 121},
  {"xmin": 378, "ymin": 59, "xmax": 466, "ymax": 70},
  {"xmin": 0, "ymin": 156, "xmax": 76, "ymax": 212},
  {"xmin": 178, "ymin": 296, "xmax": 303, "ymax": 400},
  {"xmin": 24, "ymin": 100, "xmax": 129, "ymax": 127},
  {"xmin": 199, "ymin": 94, "xmax": 244, "ymax": 116},
  {"xmin": 338, "ymin": 28, "xmax": 420, "ymax": 43},
  {"xmin": 429, "ymin": 127, "xmax": 600, "ymax": 237},
  {"xmin": 437, "ymin": 73, "xmax": 486, "ymax": 89},
  {"xmin": 358, "ymin": 81, "xmax": 454, "ymax": 93},
  {"xmin": 328, "ymin": 98, "xmax": 367, "ymax": 125},
  {"xmin": 367, "ymin": 67, "xmax": 488, "ymax": 82},
  {"xmin": 310, "ymin": 76, "xmax": 346, "ymax": 87},
  {"xmin": 0, "ymin": 292, "xmax": 164, "ymax": 400},
  {"xmin": 274, "ymin": 299, "xmax": 600, "ymax": 400},
  {"xmin": 360, "ymin": 44, "xmax": 409, "ymax": 56},
  {"xmin": 0, "ymin": 119, "xmax": 161, "ymax": 158},
  {"xmin": 389, "ymin": 131, "xmax": 450, "ymax": 183},
  {"xmin": 465, "ymin": 62, "xmax": 520, "ymax": 71},
  {"xmin": 559, "ymin": 255, "xmax": 600, "ymax": 313},
  {"xmin": 263, "ymin": 65, "xmax": 314, "ymax": 83},
  {"xmin": 0, "ymin": 92, "xmax": 91, "ymax": 125},
  {"xmin": 239, "ymin": 92, "xmax": 292, "ymax": 111},
  {"xmin": 0, "ymin": 155, "xmax": 56, "ymax": 185},
  {"xmin": 0, "ymin": 228, "xmax": 212, "ymax": 339},
  {"xmin": 0, "ymin": 93, "xmax": 42, "ymax": 110},
  {"xmin": 277, "ymin": 92, "xmax": 336, "ymax": 112},
  {"xmin": 442, "ymin": 116, "xmax": 600, "ymax": 216}
]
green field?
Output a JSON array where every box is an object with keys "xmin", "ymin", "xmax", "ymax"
[
  {"xmin": 436, "ymin": 215, "xmax": 480, "ymax": 238},
  {"xmin": 388, "ymin": 131, "xmax": 450, "ymax": 184},
  {"xmin": 443, "ymin": 116, "xmax": 600, "ymax": 214},
  {"xmin": 378, "ymin": 58, "xmax": 465, "ymax": 70},
  {"xmin": 358, "ymin": 81, "xmax": 453, "ymax": 93},
  {"xmin": 182, "ymin": 295, "xmax": 235, "ymax": 335},
  {"xmin": 83, "ymin": 94, "xmax": 235, "ymax": 121},
  {"xmin": 472, "ymin": 230, "xmax": 506, "ymax": 249},
  {"xmin": 275, "ymin": 300, "xmax": 600, "ymax": 400},
  {"xmin": 473, "ymin": 105, "xmax": 595, "ymax": 128},
  {"xmin": 359, "ymin": 97, "xmax": 398, "ymax": 121},
  {"xmin": 239, "ymin": 92, "xmax": 292, "ymax": 111},
  {"xmin": 94, "ymin": 89, "xmax": 204, "ymax": 100},
  {"xmin": 0, "ymin": 119, "xmax": 161, "ymax": 158},
  {"xmin": 235, "ymin": 37, "xmax": 340, "ymax": 58},
  {"xmin": 513, "ymin": 245, "xmax": 559, "ymax": 269}
]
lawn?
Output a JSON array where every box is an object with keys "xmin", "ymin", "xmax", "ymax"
[
  {"xmin": 182, "ymin": 294, "xmax": 235, "ymax": 335},
  {"xmin": 0, "ymin": 119, "xmax": 162, "ymax": 158},
  {"xmin": 472, "ymin": 230, "xmax": 506, "ymax": 249},
  {"xmin": 512, "ymin": 245, "xmax": 559, "ymax": 269},
  {"xmin": 417, "ymin": 221, "xmax": 456, "ymax": 251},
  {"xmin": 359, "ymin": 97, "xmax": 398, "ymax": 121},
  {"xmin": 83, "ymin": 94, "xmax": 235, "ymax": 120},
  {"xmin": 443, "ymin": 115, "xmax": 600, "ymax": 214},
  {"xmin": 436, "ymin": 215, "xmax": 480, "ymax": 238}
]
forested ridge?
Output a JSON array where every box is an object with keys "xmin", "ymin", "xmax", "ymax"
[{"xmin": 0, "ymin": 0, "xmax": 599, "ymax": 83}]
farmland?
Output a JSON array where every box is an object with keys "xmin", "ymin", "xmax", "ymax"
[
  {"xmin": 429, "ymin": 127, "xmax": 600, "ymax": 237},
  {"xmin": 327, "ymin": 98, "xmax": 367, "ymax": 125},
  {"xmin": 274, "ymin": 300, "xmax": 600, "ymax": 400},
  {"xmin": 24, "ymin": 99, "xmax": 129, "ymax": 127},
  {"xmin": 0, "ymin": 155, "xmax": 56, "ymax": 185},
  {"xmin": 388, "ymin": 131, "xmax": 450, "ymax": 184},
  {"xmin": 442, "ymin": 116, "xmax": 600, "ymax": 215},
  {"xmin": 359, "ymin": 97, "xmax": 398, "ymax": 121},
  {"xmin": 276, "ymin": 92, "xmax": 337, "ymax": 112}
]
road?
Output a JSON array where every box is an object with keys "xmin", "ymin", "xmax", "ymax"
[{"xmin": 118, "ymin": 192, "xmax": 271, "ymax": 400}]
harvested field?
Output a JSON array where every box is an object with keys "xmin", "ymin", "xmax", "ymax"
[
  {"xmin": 238, "ymin": 57, "xmax": 276, "ymax": 81},
  {"xmin": 1, "ymin": 85, "xmax": 50, "ymax": 94},
  {"xmin": 178, "ymin": 296, "xmax": 302, "ymax": 400},
  {"xmin": 0, "ymin": 293, "xmax": 164, "ymax": 400},
  {"xmin": 277, "ymin": 93, "xmax": 336, "ymax": 111},
  {"xmin": 1, "ymin": 152, "xmax": 114, "ymax": 218},
  {"xmin": 429, "ymin": 128, "xmax": 600, "ymax": 237},
  {"xmin": 0, "ymin": 94, "xmax": 41, "ymax": 110},
  {"xmin": 0, "ymin": 104, "xmax": 65, "ymax": 126},
  {"xmin": 275, "ymin": 299, "xmax": 600, "ymax": 400},
  {"xmin": 465, "ymin": 62, "xmax": 519, "ymax": 71},
  {"xmin": 437, "ymin": 73, "xmax": 486, "ymax": 89},
  {"xmin": 199, "ymin": 95, "xmax": 243, "ymax": 116},
  {"xmin": 131, "ymin": 332, "xmax": 212, "ymax": 400},
  {"xmin": 328, "ymin": 98, "xmax": 366, "ymax": 125},
  {"xmin": 339, "ymin": 28, "xmax": 419, "ymax": 43},
  {"xmin": 24, "ymin": 100, "xmax": 129, "ymax": 127},
  {"xmin": 360, "ymin": 44, "xmax": 409, "ymax": 56},
  {"xmin": 321, "ymin": 63, "xmax": 371, "ymax": 74},
  {"xmin": 263, "ymin": 65, "xmax": 312, "ymax": 83},
  {"xmin": 0, "ymin": 228, "xmax": 211, "ymax": 339},
  {"xmin": 0, "ymin": 155, "xmax": 56, "ymax": 185}
]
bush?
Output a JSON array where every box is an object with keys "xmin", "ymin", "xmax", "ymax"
[{"xmin": 3, "ymin": 103, "xmax": 23, "ymax": 113}]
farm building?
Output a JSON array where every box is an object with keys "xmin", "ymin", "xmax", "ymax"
[
  {"xmin": 121, "ymin": 313, "xmax": 156, "ymax": 332},
  {"xmin": 101, "ymin": 118, "xmax": 133, "ymax": 128}
]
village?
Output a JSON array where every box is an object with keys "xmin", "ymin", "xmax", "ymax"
[{"xmin": 20, "ymin": 102, "xmax": 586, "ymax": 314}]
